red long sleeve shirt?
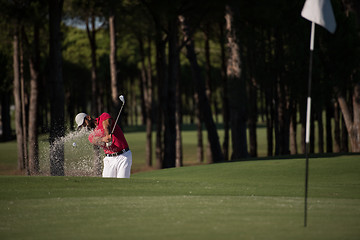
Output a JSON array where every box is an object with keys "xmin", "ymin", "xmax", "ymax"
[{"xmin": 88, "ymin": 112, "xmax": 129, "ymax": 154}]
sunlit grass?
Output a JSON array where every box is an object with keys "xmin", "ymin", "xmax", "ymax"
[{"xmin": 0, "ymin": 155, "xmax": 359, "ymax": 240}]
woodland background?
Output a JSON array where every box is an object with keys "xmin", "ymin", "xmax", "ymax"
[{"xmin": 0, "ymin": 0, "xmax": 359, "ymax": 175}]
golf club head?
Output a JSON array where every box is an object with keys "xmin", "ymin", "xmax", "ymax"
[{"xmin": 119, "ymin": 95, "xmax": 125, "ymax": 104}]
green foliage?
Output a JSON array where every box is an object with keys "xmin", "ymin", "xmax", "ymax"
[
  {"xmin": 62, "ymin": 26, "xmax": 110, "ymax": 69},
  {"xmin": 62, "ymin": 26, "xmax": 92, "ymax": 68}
]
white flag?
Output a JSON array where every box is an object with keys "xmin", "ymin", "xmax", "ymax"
[{"xmin": 301, "ymin": 0, "xmax": 337, "ymax": 33}]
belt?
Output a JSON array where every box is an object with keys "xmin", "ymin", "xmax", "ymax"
[{"xmin": 105, "ymin": 148, "xmax": 130, "ymax": 157}]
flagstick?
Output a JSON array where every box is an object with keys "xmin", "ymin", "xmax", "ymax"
[{"xmin": 304, "ymin": 21, "xmax": 315, "ymax": 227}]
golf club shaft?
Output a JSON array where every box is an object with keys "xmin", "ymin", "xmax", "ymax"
[{"xmin": 111, "ymin": 102, "xmax": 124, "ymax": 135}]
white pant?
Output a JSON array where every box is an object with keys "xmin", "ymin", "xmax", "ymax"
[{"xmin": 102, "ymin": 150, "xmax": 132, "ymax": 178}]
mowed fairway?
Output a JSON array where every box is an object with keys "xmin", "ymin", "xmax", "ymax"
[{"xmin": 0, "ymin": 155, "xmax": 359, "ymax": 240}]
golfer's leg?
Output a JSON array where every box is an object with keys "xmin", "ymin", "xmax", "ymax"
[
  {"xmin": 102, "ymin": 157, "xmax": 117, "ymax": 178},
  {"xmin": 116, "ymin": 151, "xmax": 132, "ymax": 178}
]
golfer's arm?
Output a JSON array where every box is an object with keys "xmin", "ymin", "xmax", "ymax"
[{"xmin": 102, "ymin": 118, "xmax": 113, "ymax": 142}]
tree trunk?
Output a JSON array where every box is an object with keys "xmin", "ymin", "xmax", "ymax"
[
  {"xmin": 248, "ymin": 77, "xmax": 257, "ymax": 157},
  {"xmin": 260, "ymin": 90, "xmax": 265, "ymax": 123},
  {"xmin": 86, "ymin": 15, "xmax": 99, "ymax": 116},
  {"xmin": 27, "ymin": 24, "xmax": 40, "ymax": 174},
  {"xmin": 317, "ymin": 108, "xmax": 324, "ymax": 153},
  {"xmin": 146, "ymin": 36, "xmax": 154, "ymax": 167},
  {"xmin": 274, "ymin": 88, "xmax": 280, "ymax": 155},
  {"xmin": 175, "ymin": 60, "xmax": 183, "ymax": 167},
  {"xmin": 265, "ymin": 88, "xmax": 274, "ymax": 156},
  {"xmin": 341, "ymin": 115, "xmax": 348, "ymax": 152},
  {"xmin": 20, "ymin": 37, "xmax": 29, "ymax": 173},
  {"xmin": 139, "ymin": 36, "xmax": 153, "ymax": 167},
  {"xmin": 289, "ymin": 101, "xmax": 297, "ymax": 155},
  {"xmin": 49, "ymin": 0, "xmax": 65, "ymax": 176},
  {"xmin": 87, "ymin": 14, "xmax": 103, "ymax": 172},
  {"xmin": 352, "ymin": 83, "xmax": 360, "ymax": 151},
  {"xmin": 194, "ymin": 91, "xmax": 204, "ymax": 163},
  {"xmin": 325, "ymin": 102, "xmax": 333, "ymax": 153},
  {"xmin": 139, "ymin": 72, "xmax": 146, "ymax": 125},
  {"xmin": 333, "ymin": 100, "xmax": 341, "ymax": 152},
  {"xmin": 264, "ymin": 30, "xmax": 275, "ymax": 157},
  {"xmin": 225, "ymin": 5, "xmax": 247, "ymax": 160},
  {"xmin": 204, "ymin": 23, "xmax": 213, "ymax": 163},
  {"xmin": 337, "ymin": 83, "xmax": 360, "ymax": 152},
  {"xmin": 274, "ymin": 31, "xmax": 290, "ymax": 156},
  {"xmin": 218, "ymin": 21, "xmax": 230, "ymax": 161},
  {"xmin": 310, "ymin": 110, "xmax": 315, "ymax": 153},
  {"xmin": 131, "ymin": 78, "xmax": 137, "ymax": 125},
  {"xmin": 145, "ymin": 107, "xmax": 153, "ymax": 167},
  {"xmin": 204, "ymin": 23, "xmax": 212, "ymax": 106},
  {"xmin": 162, "ymin": 15, "xmax": 178, "ymax": 169},
  {"xmin": 109, "ymin": 13, "xmax": 119, "ymax": 115},
  {"xmin": 247, "ymin": 27, "xmax": 258, "ymax": 158},
  {"xmin": 13, "ymin": 29, "xmax": 25, "ymax": 171},
  {"xmin": 155, "ymin": 27, "xmax": 166, "ymax": 169},
  {"xmin": 179, "ymin": 15, "xmax": 224, "ymax": 163},
  {"xmin": 174, "ymin": 29, "xmax": 183, "ymax": 168}
]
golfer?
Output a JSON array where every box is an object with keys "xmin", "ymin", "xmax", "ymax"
[{"xmin": 75, "ymin": 112, "xmax": 132, "ymax": 178}]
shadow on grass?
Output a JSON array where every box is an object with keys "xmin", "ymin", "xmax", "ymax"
[{"xmin": 229, "ymin": 152, "xmax": 360, "ymax": 163}]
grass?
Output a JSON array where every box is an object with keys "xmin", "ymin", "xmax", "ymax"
[
  {"xmin": 0, "ymin": 124, "xmax": 359, "ymax": 239},
  {"xmin": 0, "ymin": 155, "xmax": 359, "ymax": 240},
  {"xmin": 0, "ymin": 141, "xmax": 18, "ymax": 175}
]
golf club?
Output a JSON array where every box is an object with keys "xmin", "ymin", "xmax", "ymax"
[
  {"xmin": 106, "ymin": 95, "xmax": 125, "ymax": 147},
  {"xmin": 111, "ymin": 95, "xmax": 125, "ymax": 134}
]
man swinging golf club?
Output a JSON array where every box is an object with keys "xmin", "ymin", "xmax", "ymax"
[{"xmin": 75, "ymin": 95, "xmax": 132, "ymax": 178}]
